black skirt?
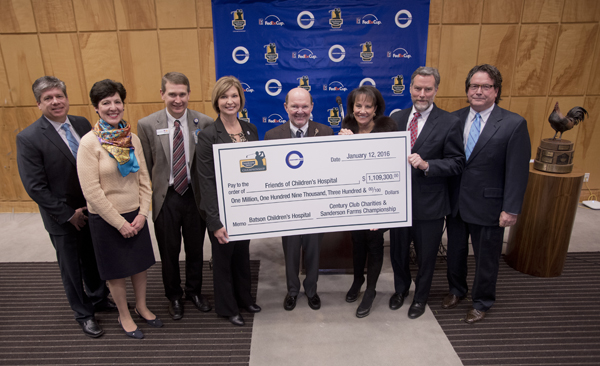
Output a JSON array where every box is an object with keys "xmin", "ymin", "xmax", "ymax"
[{"xmin": 88, "ymin": 209, "xmax": 155, "ymax": 280}]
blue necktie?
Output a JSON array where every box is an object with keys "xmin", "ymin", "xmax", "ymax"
[
  {"xmin": 296, "ymin": 129, "xmax": 303, "ymax": 138},
  {"xmin": 61, "ymin": 123, "xmax": 79, "ymax": 159},
  {"xmin": 465, "ymin": 113, "xmax": 481, "ymax": 160}
]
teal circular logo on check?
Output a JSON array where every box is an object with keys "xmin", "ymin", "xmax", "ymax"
[{"xmin": 286, "ymin": 150, "xmax": 304, "ymax": 169}]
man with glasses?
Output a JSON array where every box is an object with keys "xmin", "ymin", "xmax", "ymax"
[
  {"xmin": 442, "ymin": 64, "xmax": 531, "ymax": 323},
  {"xmin": 264, "ymin": 87, "xmax": 333, "ymax": 311}
]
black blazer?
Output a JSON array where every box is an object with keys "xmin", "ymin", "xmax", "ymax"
[
  {"xmin": 391, "ymin": 105, "xmax": 464, "ymax": 221},
  {"xmin": 16, "ymin": 115, "xmax": 92, "ymax": 235},
  {"xmin": 263, "ymin": 120, "xmax": 334, "ymax": 140},
  {"xmin": 449, "ymin": 105, "xmax": 531, "ymax": 226},
  {"xmin": 197, "ymin": 117, "xmax": 259, "ymax": 232}
]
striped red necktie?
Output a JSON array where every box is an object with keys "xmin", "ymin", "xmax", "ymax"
[
  {"xmin": 408, "ymin": 112, "xmax": 420, "ymax": 149},
  {"xmin": 172, "ymin": 120, "xmax": 188, "ymax": 195}
]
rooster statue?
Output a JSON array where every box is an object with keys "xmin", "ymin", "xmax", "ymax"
[{"xmin": 548, "ymin": 102, "xmax": 588, "ymax": 140}]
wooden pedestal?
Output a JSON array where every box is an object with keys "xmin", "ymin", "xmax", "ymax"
[{"xmin": 505, "ymin": 166, "xmax": 584, "ymax": 277}]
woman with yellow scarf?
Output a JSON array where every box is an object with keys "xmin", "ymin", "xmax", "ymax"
[{"xmin": 77, "ymin": 79, "xmax": 160, "ymax": 339}]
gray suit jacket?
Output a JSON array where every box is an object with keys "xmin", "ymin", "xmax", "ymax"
[
  {"xmin": 137, "ymin": 109, "xmax": 213, "ymax": 221},
  {"xmin": 264, "ymin": 120, "xmax": 334, "ymax": 140}
]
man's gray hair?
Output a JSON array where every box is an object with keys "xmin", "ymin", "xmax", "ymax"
[
  {"xmin": 32, "ymin": 76, "xmax": 67, "ymax": 103},
  {"xmin": 410, "ymin": 67, "xmax": 440, "ymax": 88}
]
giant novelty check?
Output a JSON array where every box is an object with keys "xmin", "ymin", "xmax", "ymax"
[{"xmin": 213, "ymin": 132, "xmax": 412, "ymax": 241}]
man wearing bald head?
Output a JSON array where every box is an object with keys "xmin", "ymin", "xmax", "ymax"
[{"xmin": 264, "ymin": 87, "xmax": 334, "ymax": 311}]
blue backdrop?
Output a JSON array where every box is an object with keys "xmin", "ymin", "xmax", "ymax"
[{"xmin": 212, "ymin": 0, "xmax": 430, "ymax": 139}]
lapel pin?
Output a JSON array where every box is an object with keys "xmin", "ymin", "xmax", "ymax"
[{"xmin": 193, "ymin": 118, "xmax": 199, "ymax": 125}]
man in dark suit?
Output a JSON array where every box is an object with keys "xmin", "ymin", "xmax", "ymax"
[
  {"xmin": 442, "ymin": 64, "xmax": 531, "ymax": 323},
  {"xmin": 137, "ymin": 72, "xmax": 214, "ymax": 320},
  {"xmin": 389, "ymin": 67, "xmax": 465, "ymax": 319},
  {"xmin": 16, "ymin": 76, "xmax": 113, "ymax": 338},
  {"xmin": 264, "ymin": 87, "xmax": 334, "ymax": 311}
]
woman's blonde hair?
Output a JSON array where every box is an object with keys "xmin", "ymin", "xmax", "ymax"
[{"xmin": 211, "ymin": 76, "xmax": 245, "ymax": 114}]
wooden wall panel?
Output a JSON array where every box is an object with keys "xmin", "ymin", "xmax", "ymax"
[
  {"xmin": 114, "ymin": 0, "xmax": 156, "ymax": 30},
  {"xmin": 573, "ymin": 97, "xmax": 600, "ymax": 180},
  {"xmin": 198, "ymin": 29, "xmax": 215, "ymax": 101},
  {"xmin": 0, "ymin": 58, "xmax": 13, "ymax": 106},
  {"xmin": 426, "ymin": 25, "xmax": 441, "ymax": 69},
  {"xmin": 512, "ymin": 24, "xmax": 558, "ymax": 96},
  {"xmin": 119, "ymin": 31, "xmax": 162, "ymax": 103},
  {"xmin": 429, "ymin": 0, "xmax": 442, "ymax": 24},
  {"xmin": 158, "ymin": 29, "xmax": 202, "ymax": 100},
  {"xmin": 0, "ymin": 0, "xmax": 37, "ymax": 33},
  {"xmin": 15, "ymin": 106, "xmax": 40, "ymax": 131},
  {"xmin": 437, "ymin": 25, "xmax": 480, "ymax": 97},
  {"xmin": 196, "ymin": 0, "xmax": 213, "ymax": 28},
  {"xmin": 31, "ymin": 0, "xmax": 77, "ymax": 33},
  {"xmin": 562, "ymin": 0, "xmax": 600, "ymax": 23},
  {"xmin": 126, "ymin": 103, "xmax": 165, "ymax": 132},
  {"xmin": 482, "ymin": 0, "xmax": 523, "ymax": 24},
  {"xmin": 587, "ymin": 30, "xmax": 600, "ymax": 95},
  {"xmin": 157, "ymin": 0, "xmax": 197, "ymax": 29},
  {"xmin": 434, "ymin": 98, "xmax": 468, "ymax": 113},
  {"xmin": 478, "ymin": 25, "xmax": 518, "ymax": 95},
  {"xmin": 549, "ymin": 24, "xmax": 598, "ymax": 96},
  {"xmin": 521, "ymin": 0, "xmax": 563, "ymax": 23},
  {"xmin": 79, "ymin": 32, "xmax": 123, "ymax": 92},
  {"xmin": 39, "ymin": 34, "xmax": 87, "ymax": 105},
  {"xmin": 72, "ymin": 0, "xmax": 117, "ymax": 31},
  {"xmin": 68, "ymin": 105, "xmax": 93, "ymax": 124},
  {"xmin": 509, "ymin": 97, "xmax": 548, "ymax": 157},
  {"xmin": 442, "ymin": 0, "xmax": 483, "ymax": 24},
  {"xmin": 0, "ymin": 34, "xmax": 45, "ymax": 106}
]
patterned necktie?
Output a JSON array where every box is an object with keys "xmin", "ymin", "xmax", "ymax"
[
  {"xmin": 60, "ymin": 123, "xmax": 79, "ymax": 159},
  {"xmin": 408, "ymin": 112, "xmax": 420, "ymax": 149},
  {"xmin": 296, "ymin": 129, "xmax": 303, "ymax": 138},
  {"xmin": 465, "ymin": 113, "xmax": 481, "ymax": 160},
  {"xmin": 172, "ymin": 120, "xmax": 188, "ymax": 195}
]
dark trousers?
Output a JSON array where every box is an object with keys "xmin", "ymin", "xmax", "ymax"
[
  {"xmin": 390, "ymin": 218, "xmax": 444, "ymax": 303},
  {"xmin": 282, "ymin": 234, "xmax": 321, "ymax": 297},
  {"xmin": 209, "ymin": 232, "xmax": 253, "ymax": 317},
  {"xmin": 154, "ymin": 186, "xmax": 206, "ymax": 301},
  {"xmin": 351, "ymin": 230, "xmax": 385, "ymax": 292},
  {"xmin": 49, "ymin": 225, "xmax": 109, "ymax": 322},
  {"xmin": 446, "ymin": 212, "xmax": 505, "ymax": 311}
]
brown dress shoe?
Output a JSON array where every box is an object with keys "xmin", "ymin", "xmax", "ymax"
[
  {"xmin": 465, "ymin": 308, "xmax": 486, "ymax": 324},
  {"xmin": 442, "ymin": 293, "xmax": 465, "ymax": 309}
]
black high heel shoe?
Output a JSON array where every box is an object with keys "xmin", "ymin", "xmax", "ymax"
[
  {"xmin": 135, "ymin": 308, "xmax": 164, "ymax": 328},
  {"xmin": 118, "ymin": 316, "xmax": 144, "ymax": 339}
]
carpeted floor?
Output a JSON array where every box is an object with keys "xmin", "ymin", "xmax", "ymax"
[
  {"xmin": 429, "ymin": 252, "xmax": 600, "ymax": 366},
  {"xmin": 0, "ymin": 261, "xmax": 259, "ymax": 366}
]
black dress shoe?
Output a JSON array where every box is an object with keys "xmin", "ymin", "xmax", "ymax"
[
  {"xmin": 245, "ymin": 303, "xmax": 262, "ymax": 313},
  {"xmin": 118, "ymin": 316, "xmax": 144, "ymax": 339},
  {"xmin": 408, "ymin": 301, "xmax": 427, "ymax": 319},
  {"xmin": 345, "ymin": 279, "xmax": 364, "ymax": 303},
  {"xmin": 229, "ymin": 314, "xmax": 245, "ymax": 326},
  {"xmin": 135, "ymin": 308, "xmax": 163, "ymax": 328},
  {"xmin": 188, "ymin": 294, "xmax": 212, "ymax": 312},
  {"xmin": 389, "ymin": 291, "xmax": 409, "ymax": 310},
  {"xmin": 284, "ymin": 294, "xmax": 297, "ymax": 311},
  {"xmin": 94, "ymin": 298, "xmax": 118, "ymax": 312},
  {"xmin": 356, "ymin": 290, "xmax": 376, "ymax": 318},
  {"xmin": 79, "ymin": 318, "xmax": 104, "ymax": 338},
  {"xmin": 307, "ymin": 294, "xmax": 321, "ymax": 310},
  {"xmin": 169, "ymin": 299, "xmax": 184, "ymax": 320}
]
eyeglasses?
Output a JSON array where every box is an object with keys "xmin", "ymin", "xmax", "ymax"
[{"xmin": 469, "ymin": 84, "xmax": 495, "ymax": 92}]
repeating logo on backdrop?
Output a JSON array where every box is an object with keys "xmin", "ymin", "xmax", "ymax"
[
  {"xmin": 357, "ymin": 14, "xmax": 381, "ymax": 25},
  {"xmin": 259, "ymin": 15, "xmax": 285, "ymax": 26},
  {"xmin": 264, "ymin": 43, "xmax": 279, "ymax": 63},
  {"xmin": 297, "ymin": 76, "xmax": 311, "ymax": 91},
  {"xmin": 329, "ymin": 8, "xmax": 343, "ymax": 28},
  {"xmin": 392, "ymin": 75, "xmax": 405, "ymax": 94},
  {"xmin": 232, "ymin": 46, "xmax": 249, "ymax": 64},
  {"xmin": 395, "ymin": 10, "xmax": 412, "ymax": 28},
  {"xmin": 388, "ymin": 48, "xmax": 411, "ymax": 59},
  {"xmin": 238, "ymin": 108, "xmax": 250, "ymax": 123},
  {"xmin": 327, "ymin": 107, "xmax": 341, "ymax": 126},
  {"xmin": 293, "ymin": 48, "xmax": 317, "ymax": 60},
  {"xmin": 324, "ymin": 81, "xmax": 348, "ymax": 92},
  {"xmin": 297, "ymin": 11, "xmax": 315, "ymax": 29},
  {"xmin": 360, "ymin": 42, "xmax": 374, "ymax": 62},
  {"xmin": 232, "ymin": 9, "xmax": 246, "ymax": 30},
  {"xmin": 240, "ymin": 151, "xmax": 267, "ymax": 173},
  {"xmin": 241, "ymin": 83, "xmax": 254, "ymax": 94},
  {"xmin": 263, "ymin": 114, "xmax": 287, "ymax": 124}
]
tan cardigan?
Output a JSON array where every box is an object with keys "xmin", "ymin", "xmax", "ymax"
[{"xmin": 77, "ymin": 131, "xmax": 152, "ymax": 230}]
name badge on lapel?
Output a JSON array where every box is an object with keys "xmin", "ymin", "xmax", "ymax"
[{"xmin": 156, "ymin": 128, "xmax": 169, "ymax": 136}]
